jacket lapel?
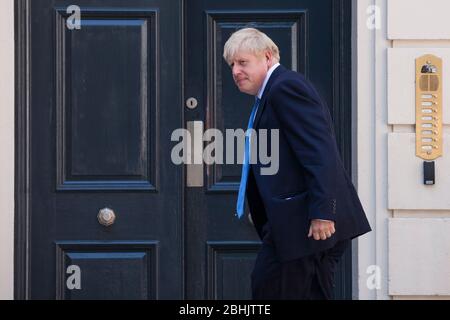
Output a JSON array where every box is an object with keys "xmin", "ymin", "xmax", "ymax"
[{"xmin": 253, "ymin": 64, "xmax": 287, "ymax": 129}]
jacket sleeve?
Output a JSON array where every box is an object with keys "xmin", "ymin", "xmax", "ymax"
[{"xmin": 269, "ymin": 77, "xmax": 338, "ymax": 222}]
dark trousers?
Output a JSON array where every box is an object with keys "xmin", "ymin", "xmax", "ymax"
[{"xmin": 251, "ymin": 224, "xmax": 350, "ymax": 300}]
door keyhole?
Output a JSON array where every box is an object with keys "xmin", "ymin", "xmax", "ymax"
[{"xmin": 186, "ymin": 97, "xmax": 198, "ymax": 109}]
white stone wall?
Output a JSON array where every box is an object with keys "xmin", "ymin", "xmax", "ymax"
[
  {"xmin": 0, "ymin": 0, "xmax": 15, "ymax": 300},
  {"xmin": 389, "ymin": 219, "xmax": 450, "ymax": 296},
  {"xmin": 355, "ymin": 0, "xmax": 450, "ymax": 299},
  {"xmin": 388, "ymin": 0, "xmax": 450, "ymax": 39},
  {"xmin": 354, "ymin": 0, "xmax": 450, "ymax": 300}
]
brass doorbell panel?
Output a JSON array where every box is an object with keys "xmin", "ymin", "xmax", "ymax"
[{"xmin": 415, "ymin": 54, "xmax": 442, "ymax": 161}]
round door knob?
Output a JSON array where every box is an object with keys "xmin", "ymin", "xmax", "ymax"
[{"xmin": 98, "ymin": 208, "xmax": 116, "ymax": 226}]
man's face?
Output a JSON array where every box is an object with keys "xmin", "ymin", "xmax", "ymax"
[{"xmin": 229, "ymin": 51, "xmax": 272, "ymax": 96}]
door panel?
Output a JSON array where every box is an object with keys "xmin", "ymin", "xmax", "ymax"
[
  {"xmin": 55, "ymin": 7, "xmax": 158, "ymax": 191},
  {"xmin": 27, "ymin": 0, "xmax": 183, "ymax": 299}
]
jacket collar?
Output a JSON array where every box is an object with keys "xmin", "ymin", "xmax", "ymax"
[{"xmin": 253, "ymin": 64, "xmax": 287, "ymax": 129}]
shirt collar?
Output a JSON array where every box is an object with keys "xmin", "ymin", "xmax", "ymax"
[{"xmin": 256, "ymin": 62, "xmax": 280, "ymax": 100}]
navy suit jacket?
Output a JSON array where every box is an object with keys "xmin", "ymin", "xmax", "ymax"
[{"xmin": 246, "ymin": 64, "xmax": 371, "ymax": 262}]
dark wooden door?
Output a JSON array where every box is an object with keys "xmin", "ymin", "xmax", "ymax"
[
  {"xmin": 20, "ymin": 0, "xmax": 183, "ymax": 299},
  {"xmin": 17, "ymin": 0, "xmax": 352, "ymax": 300},
  {"xmin": 184, "ymin": 0, "xmax": 352, "ymax": 299}
]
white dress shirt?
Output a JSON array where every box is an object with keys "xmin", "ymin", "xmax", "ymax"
[{"xmin": 257, "ymin": 62, "xmax": 280, "ymax": 100}]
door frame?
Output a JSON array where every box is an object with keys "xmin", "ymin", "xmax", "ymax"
[
  {"xmin": 15, "ymin": 0, "xmax": 354, "ymax": 299},
  {"xmin": 15, "ymin": 0, "xmax": 32, "ymax": 300}
]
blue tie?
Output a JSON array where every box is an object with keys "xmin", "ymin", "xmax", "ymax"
[{"xmin": 236, "ymin": 97, "xmax": 260, "ymax": 218}]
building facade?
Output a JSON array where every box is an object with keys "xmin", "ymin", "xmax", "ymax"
[{"xmin": 0, "ymin": 0, "xmax": 449, "ymax": 299}]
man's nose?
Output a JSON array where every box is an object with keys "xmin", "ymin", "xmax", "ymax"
[{"xmin": 232, "ymin": 65, "xmax": 241, "ymax": 78}]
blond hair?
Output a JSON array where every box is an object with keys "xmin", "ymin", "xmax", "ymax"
[{"xmin": 223, "ymin": 28, "xmax": 280, "ymax": 65}]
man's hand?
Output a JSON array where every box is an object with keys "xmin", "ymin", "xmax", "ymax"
[{"xmin": 308, "ymin": 219, "xmax": 335, "ymax": 240}]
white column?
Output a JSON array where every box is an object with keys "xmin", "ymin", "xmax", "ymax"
[
  {"xmin": 353, "ymin": 0, "xmax": 391, "ymax": 300},
  {"xmin": 0, "ymin": 0, "xmax": 15, "ymax": 300}
]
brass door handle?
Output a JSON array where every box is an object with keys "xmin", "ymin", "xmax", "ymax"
[{"xmin": 98, "ymin": 208, "xmax": 116, "ymax": 226}]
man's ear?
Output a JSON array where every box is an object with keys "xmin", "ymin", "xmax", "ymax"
[{"xmin": 265, "ymin": 51, "xmax": 273, "ymax": 66}]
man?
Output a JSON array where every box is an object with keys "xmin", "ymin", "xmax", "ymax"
[{"xmin": 223, "ymin": 28, "xmax": 371, "ymax": 300}]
